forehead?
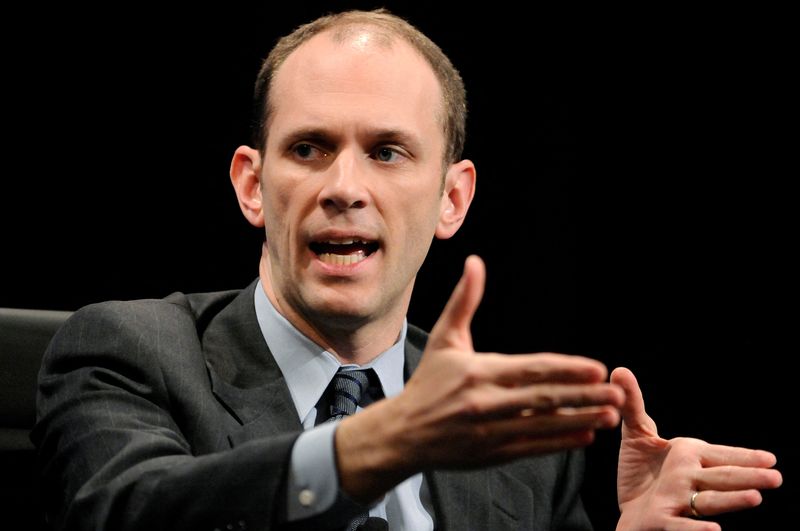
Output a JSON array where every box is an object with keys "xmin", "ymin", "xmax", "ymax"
[{"xmin": 268, "ymin": 28, "xmax": 444, "ymax": 146}]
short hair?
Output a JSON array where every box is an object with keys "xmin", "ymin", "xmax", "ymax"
[{"xmin": 252, "ymin": 9, "xmax": 467, "ymax": 165}]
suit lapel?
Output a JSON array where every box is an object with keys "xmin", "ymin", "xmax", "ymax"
[
  {"xmin": 207, "ymin": 368, "xmax": 301, "ymax": 447},
  {"xmin": 202, "ymin": 281, "xmax": 302, "ymax": 446}
]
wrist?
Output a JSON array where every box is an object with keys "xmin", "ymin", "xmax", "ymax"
[
  {"xmin": 335, "ymin": 396, "xmax": 415, "ymax": 503},
  {"xmin": 615, "ymin": 500, "xmax": 648, "ymax": 531}
]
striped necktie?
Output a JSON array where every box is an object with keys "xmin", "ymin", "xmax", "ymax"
[
  {"xmin": 326, "ymin": 369, "xmax": 388, "ymax": 531},
  {"xmin": 327, "ymin": 369, "xmax": 371, "ymax": 421}
]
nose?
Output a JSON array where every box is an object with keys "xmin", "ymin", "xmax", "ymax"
[{"xmin": 318, "ymin": 150, "xmax": 370, "ymax": 211}]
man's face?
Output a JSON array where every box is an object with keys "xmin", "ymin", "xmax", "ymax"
[{"xmin": 259, "ymin": 30, "xmax": 450, "ymax": 327}]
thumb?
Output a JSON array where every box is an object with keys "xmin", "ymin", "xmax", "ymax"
[
  {"xmin": 428, "ymin": 255, "xmax": 486, "ymax": 351},
  {"xmin": 611, "ymin": 367, "xmax": 660, "ymax": 438}
]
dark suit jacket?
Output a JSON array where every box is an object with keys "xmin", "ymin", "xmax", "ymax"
[{"xmin": 33, "ymin": 281, "xmax": 592, "ymax": 531}]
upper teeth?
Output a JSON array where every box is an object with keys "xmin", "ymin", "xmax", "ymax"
[{"xmin": 325, "ymin": 238, "xmax": 366, "ymax": 244}]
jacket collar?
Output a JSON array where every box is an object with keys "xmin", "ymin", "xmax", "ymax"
[{"xmin": 202, "ymin": 280, "xmax": 301, "ymax": 444}]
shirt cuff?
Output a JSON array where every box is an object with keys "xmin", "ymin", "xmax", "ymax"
[
  {"xmin": 287, "ymin": 420, "xmax": 381, "ymax": 523},
  {"xmin": 286, "ymin": 422, "xmax": 339, "ymax": 519}
]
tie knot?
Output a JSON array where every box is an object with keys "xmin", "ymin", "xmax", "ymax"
[{"xmin": 328, "ymin": 369, "xmax": 371, "ymax": 421}]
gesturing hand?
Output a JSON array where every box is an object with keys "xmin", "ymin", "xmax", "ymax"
[
  {"xmin": 337, "ymin": 255, "xmax": 625, "ymax": 501},
  {"xmin": 612, "ymin": 367, "xmax": 783, "ymax": 531}
]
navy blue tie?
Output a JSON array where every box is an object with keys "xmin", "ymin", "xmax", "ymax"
[
  {"xmin": 326, "ymin": 369, "xmax": 388, "ymax": 531},
  {"xmin": 328, "ymin": 369, "xmax": 370, "ymax": 422}
]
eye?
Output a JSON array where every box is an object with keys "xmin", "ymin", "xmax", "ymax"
[
  {"xmin": 291, "ymin": 143, "xmax": 327, "ymax": 161},
  {"xmin": 373, "ymin": 147, "xmax": 402, "ymax": 163}
]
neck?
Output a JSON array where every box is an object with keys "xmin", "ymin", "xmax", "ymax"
[{"xmin": 259, "ymin": 255, "xmax": 409, "ymax": 366}]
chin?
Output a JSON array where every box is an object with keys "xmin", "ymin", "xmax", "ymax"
[{"xmin": 308, "ymin": 303, "xmax": 374, "ymax": 331}]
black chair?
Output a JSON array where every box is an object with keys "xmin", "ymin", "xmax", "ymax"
[{"xmin": 1, "ymin": 308, "xmax": 72, "ymax": 529}]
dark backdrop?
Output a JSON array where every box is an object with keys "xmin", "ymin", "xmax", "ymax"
[{"xmin": 2, "ymin": 2, "xmax": 793, "ymax": 529}]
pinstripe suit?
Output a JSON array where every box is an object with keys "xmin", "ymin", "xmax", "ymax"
[{"xmin": 33, "ymin": 281, "xmax": 591, "ymax": 530}]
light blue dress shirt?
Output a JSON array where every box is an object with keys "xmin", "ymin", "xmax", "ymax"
[{"xmin": 253, "ymin": 281, "xmax": 433, "ymax": 530}]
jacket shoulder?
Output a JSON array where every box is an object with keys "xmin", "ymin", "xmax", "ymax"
[
  {"xmin": 69, "ymin": 287, "xmax": 241, "ymax": 325},
  {"xmin": 43, "ymin": 287, "xmax": 246, "ymax": 363}
]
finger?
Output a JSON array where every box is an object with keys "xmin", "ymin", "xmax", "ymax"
[
  {"xmin": 464, "ymin": 382, "xmax": 624, "ymax": 418},
  {"xmin": 428, "ymin": 255, "xmax": 485, "ymax": 350},
  {"xmin": 488, "ymin": 352, "xmax": 610, "ymax": 385},
  {"xmin": 700, "ymin": 445, "xmax": 778, "ymax": 469},
  {"xmin": 696, "ymin": 466, "xmax": 783, "ymax": 492},
  {"xmin": 689, "ymin": 489, "xmax": 764, "ymax": 517},
  {"xmin": 611, "ymin": 366, "xmax": 659, "ymax": 436},
  {"xmin": 483, "ymin": 406, "xmax": 621, "ymax": 439}
]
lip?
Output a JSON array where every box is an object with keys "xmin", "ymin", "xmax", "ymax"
[
  {"xmin": 310, "ymin": 247, "xmax": 380, "ymax": 276},
  {"xmin": 309, "ymin": 228, "xmax": 381, "ymax": 243},
  {"xmin": 306, "ymin": 228, "xmax": 382, "ymax": 276}
]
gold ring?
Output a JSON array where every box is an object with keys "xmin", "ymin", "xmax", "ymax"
[{"xmin": 690, "ymin": 490, "xmax": 702, "ymax": 517}]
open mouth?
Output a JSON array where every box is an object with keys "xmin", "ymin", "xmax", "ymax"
[{"xmin": 309, "ymin": 238, "xmax": 380, "ymax": 266}]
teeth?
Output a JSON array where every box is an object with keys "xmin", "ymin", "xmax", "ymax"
[
  {"xmin": 325, "ymin": 238, "xmax": 366, "ymax": 245},
  {"xmin": 318, "ymin": 251, "xmax": 367, "ymax": 266}
]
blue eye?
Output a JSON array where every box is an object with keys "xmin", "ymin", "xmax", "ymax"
[{"xmin": 375, "ymin": 147, "xmax": 397, "ymax": 162}]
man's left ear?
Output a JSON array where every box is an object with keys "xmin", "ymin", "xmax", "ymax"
[{"xmin": 436, "ymin": 159, "xmax": 476, "ymax": 239}]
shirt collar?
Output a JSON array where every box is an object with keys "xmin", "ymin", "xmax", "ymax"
[{"xmin": 253, "ymin": 280, "xmax": 407, "ymax": 423}]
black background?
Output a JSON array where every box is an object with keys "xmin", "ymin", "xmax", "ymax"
[{"xmin": 2, "ymin": 2, "xmax": 794, "ymax": 529}]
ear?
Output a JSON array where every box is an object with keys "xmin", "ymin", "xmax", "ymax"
[
  {"xmin": 230, "ymin": 145, "xmax": 265, "ymax": 227},
  {"xmin": 435, "ymin": 159, "xmax": 476, "ymax": 239}
]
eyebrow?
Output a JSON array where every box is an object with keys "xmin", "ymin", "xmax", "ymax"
[
  {"xmin": 279, "ymin": 127, "xmax": 423, "ymax": 154},
  {"xmin": 280, "ymin": 128, "xmax": 336, "ymax": 150},
  {"xmin": 369, "ymin": 129, "xmax": 422, "ymax": 153}
]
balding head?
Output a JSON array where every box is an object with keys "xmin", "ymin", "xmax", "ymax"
[{"xmin": 251, "ymin": 9, "xmax": 467, "ymax": 166}]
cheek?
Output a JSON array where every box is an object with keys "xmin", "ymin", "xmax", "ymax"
[
  {"xmin": 396, "ymin": 190, "xmax": 443, "ymax": 245},
  {"xmin": 262, "ymin": 179, "xmax": 319, "ymax": 251},
  {"xmin": 262, "ymin": 172, "xmax": 302, "ymax": 219}
]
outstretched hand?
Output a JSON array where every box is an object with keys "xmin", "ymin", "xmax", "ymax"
[
  {"xmin": 405, "ymin": 255, "xmax": 623, "ymax": 464},
  {"xmin": 612, "ymin": 367, "xmax": 783, "ymax": 531},
  {"xmin": 337, "ymin": 255, "xmax": 624, "ymax": 501}
]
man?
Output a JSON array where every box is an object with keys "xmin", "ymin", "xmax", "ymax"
[{"xmin": 33, "ymin": 9, "xmax": 781, "ymax": 531}]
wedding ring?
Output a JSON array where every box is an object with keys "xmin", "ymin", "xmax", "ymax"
[{"xmin": 690, "ymin": 490, "xmax": 702, "ymax": 517}]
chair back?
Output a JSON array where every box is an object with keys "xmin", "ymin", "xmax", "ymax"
[{"xmin": 0, "ymin": 308, "xmax": 72, "ymax": 529}]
